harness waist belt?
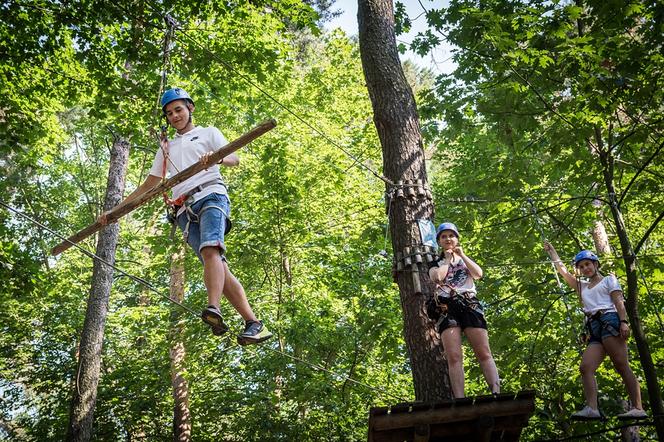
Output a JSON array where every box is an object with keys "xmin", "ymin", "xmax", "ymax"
[
  {"xmin": 586, "ymin": 308, "xmax": 614, "ymax": 318},
  {"xmin": 183, "ymin": 178, "xmax": 225, "ymax": 200}
]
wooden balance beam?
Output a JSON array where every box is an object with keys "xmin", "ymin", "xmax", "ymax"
[
  {"xmin": 51, "ymin": 119, "xmax": 276, "ymax": 256},
  {"xmin": 368, "ymin": 390, "xmax": 536, "ymax": 442}
]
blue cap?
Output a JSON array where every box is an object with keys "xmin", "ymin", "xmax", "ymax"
[
  {"xmin": 161, "ymin": 87, "xmax": 194, "ymax": 111},
  {"xmin": 436, "ymin": 222, "xmax": 459, "ymax": 240},
  {"xmin": 573, "ymin": 250, "xmax": 599, "ymax": 267}
]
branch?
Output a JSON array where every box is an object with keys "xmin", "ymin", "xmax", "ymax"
[
  {"xmin": 635, "ymin": 210, "xmax": 664, "ymax": 256},
  {"xmin": 618, "ymin": 138, "xmax": 664, "ymax": 207}
]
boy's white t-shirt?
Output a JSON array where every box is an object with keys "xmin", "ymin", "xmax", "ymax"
[
  {"xmin": 579, "ymin": 274, "xmax": 622, "ymax": 314},
  {"xmin": 150, "ymin": 126, "xmax": 229, "ymax": 209}
]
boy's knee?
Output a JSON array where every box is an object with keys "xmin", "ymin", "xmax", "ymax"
[{"xmin": 200, "ymin": 246, "xmax": 222, "ymax": 261}]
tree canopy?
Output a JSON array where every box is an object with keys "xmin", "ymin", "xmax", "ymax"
[{"xmin": 1, "ymin": 0, "xmax": 662, "ymax": 440}]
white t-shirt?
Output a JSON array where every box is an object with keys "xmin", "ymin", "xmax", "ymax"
[
  {"xmin": 149, "ymin": 126, "xmax": 229, "ymax": 210},
  {"xmin": 579, "ymin": 274, "xmax": 622, "ymax": 314}
]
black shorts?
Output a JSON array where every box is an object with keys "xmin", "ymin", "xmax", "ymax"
[{"xmin": 437, "ymin": 297, "xmax": 488, "ymax": 332}]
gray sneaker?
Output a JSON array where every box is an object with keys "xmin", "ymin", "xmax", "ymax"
[
  {"xmin": 617, "ymin": 408, "xmax": 648, "ymax": 420},
  {"xmin": 571, "ymin": 405, "xmax": 601, "ymax": 420},
  {"xmin": 201, "ymin": 306, "xmax": 229, "ymax": 336},
  {"xmin": 237, "ymin": 320, "xmax": 273, "ymax": 346}
]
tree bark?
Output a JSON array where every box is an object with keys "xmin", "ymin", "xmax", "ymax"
[
  {"xmin": 357, "ymin": 0, "xmax": 449, "ymax": 401},
  {"xmin": 66, "ymin": 136, "xmax": 130, "ymax": 441},
  {"xmin": 595, "ymin": 131, "xmax": 664, "ymax": 440},
  {"xmin": 169, "ymin": 244, "xmax": 191, "ymax": 441}
]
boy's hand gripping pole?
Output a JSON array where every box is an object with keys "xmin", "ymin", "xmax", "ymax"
[{"xmin": 51, "ymin": 119, "xmax": 276, "ymax": 256}]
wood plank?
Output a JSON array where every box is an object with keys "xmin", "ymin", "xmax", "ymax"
[
  {"xmin": 51, "ymin": 119, "xmax": 276, "ymax": 256},
  {"xmin": 371, "ymin": 397, "xmax": 535, "ymax": 431}
]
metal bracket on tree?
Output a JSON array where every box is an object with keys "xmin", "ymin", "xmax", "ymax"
[{"xmin": 385, "ymin": 179, "xmax": 432, "ymax": 207}]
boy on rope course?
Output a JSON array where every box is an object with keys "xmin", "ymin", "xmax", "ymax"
[
  {"xmin": 426, "ymin": 222, "xmax": 500, "ymax": 398},
  {"xmin": 543, "ymin": 241, "xmax": 647, "ymax": 420},
  {"xmin": 100, "ymin": 87, "xmax": 272, "ymax": 345}
]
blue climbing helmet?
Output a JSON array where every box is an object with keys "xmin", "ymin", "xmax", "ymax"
[
  {"xmin": 573, "ymin": 250, "xmax": 599, "ymax": 267},
  {"xmin": 161, "ymin": 87, "xmax": 194, "ymax": 112},
  {"xmin": 436, "ymin": 222, "xmax": 459, "ymax": 240}
]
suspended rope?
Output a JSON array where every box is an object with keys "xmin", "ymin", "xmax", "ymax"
[
  {"xmin": 527, "ymin": 198, "xmax": 582, "ymax": 351},
  {"xmin": 535, "ymin": 419, "xmax": 656, "ymax": 442},
  {"xmin": 138, "ymin": 4, "xmax": 392, "ymax": 186},
  {"xmin": 0, "ymin": 199, "xmax": 201, "ymax": 317},
  {"xmin": 254, "ymin": 345, "xmax": 407, "ymax": 403},
  {"xmin": 1, "ymin": 199, "xmax": 408, "ymax": 404}
]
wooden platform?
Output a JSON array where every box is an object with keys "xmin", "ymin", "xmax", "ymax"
[{"xmin": 368, "ymin": 390, "xmax": 536, "ymax": 442}]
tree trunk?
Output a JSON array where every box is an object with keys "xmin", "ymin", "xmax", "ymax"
[
  {"xmin": 357, "ymin": 0, "xmax": 449, "ymax": 401},
  {"xmin": 169, "ymin": 244, "xmax": 191, "ymax": 441},
  {"xmin": 66, "ymin": 136, "xmax": 130, "ymax": 441},
  {"xmin": 595, "ymin": 130, "xmax": 664, "ymax": 440},
  {"xmin": 592, "ymin": 220, "xmax": 611, "ymax": 255}
]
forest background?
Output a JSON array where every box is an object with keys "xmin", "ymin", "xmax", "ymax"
[{"xmin": 0, "ymin": 0, "xmax": 662, "ymax": 440}]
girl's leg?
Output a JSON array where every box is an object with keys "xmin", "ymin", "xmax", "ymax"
[
  {"xmin": 465, "ymin": 327, "xmax": 500, "ymax": 394},
  {"xmin": 579, "ymin": 344, "xmax": 606, "ymax": 409},
  {"xmin": 602, "ymin": 336, "xmax": 643, "ymax": 409},
  {"xmin": 441, "ymin": 327, "xmax": 464, "ymax": 398}
]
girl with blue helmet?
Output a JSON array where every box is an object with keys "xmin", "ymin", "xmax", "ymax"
[
  {"xmin": 543, "ymin": 241, "xmax": 646, "ymax": 420},
  {"xmin": 99, "ymin": 88, "xmax": 272, "ymax": 345},
  {"xmin": 427, "ymin": 222, "xmax": 500, "ymax": 398}
]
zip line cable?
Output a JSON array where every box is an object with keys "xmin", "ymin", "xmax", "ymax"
[
  {"xmin": 0, "ymin": 200, "xmax": 202, "ymax": 317},
  {"xmin": 0, "ymin": 200, "xmax": 408, "ymax": 403},
  {"xmin": 536, "ymin": 420, "xmax": 656, "ymax": 442},
  {"xmin": 254, "ymin": 345, "xmax": 407, "ymax": 403},
  {"xmin": 152, "ymin": 13, "xmax": 392, "ymax": 186}
]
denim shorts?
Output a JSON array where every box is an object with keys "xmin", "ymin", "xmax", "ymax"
[
  {"xmin": 587, "ymin": 311, "xmax": 620, "ymax": 345},
  {"xmin": 176, "ymin": 193, "xmax": 230, "ymax": 261}
]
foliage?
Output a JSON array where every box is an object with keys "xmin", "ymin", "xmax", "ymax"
[
  {"xmin": 2, "ymin": 0, "xmax": 662, "ymax": 440},
  {"xmin": 400, "ymin": 0, "xmax": 664, "ymax": 439}
]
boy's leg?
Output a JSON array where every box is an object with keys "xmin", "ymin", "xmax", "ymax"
[
  {"xmin": 201, "ymin": 246, "xmax": 226, "ymax": 310},
  {"xmin": 221, "ymin": 261, "xmax": 257, "ymax": 322},
  {"xmin": 222, "ymin": 263, "xmax": 272, "ymax": 345}
]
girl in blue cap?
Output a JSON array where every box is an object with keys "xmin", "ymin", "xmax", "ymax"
[
  {"xmin": 427, "ymin": 222, "xmax": 500, "ymax": 398},
  {"xmin": 543, "ymin": 241, "xmax": 646, "ymax": 420}
]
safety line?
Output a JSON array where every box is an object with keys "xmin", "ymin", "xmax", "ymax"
[
  {"xmin": 0, "ymin": 200, "xmax": 201, "ymax": 318},
  {"xmin": 259, "ymin": 344, "xmax": 407, "ymax": 403},
  {"xmin": 527, "ymin": 198, "xmax": 582, "ymax": 350},
  {"xmin": 144, "ymin": 7, "xmax": 392, "ymax": 186},
  {"xmin": 536, "ymin": 419, "xmax": 655, "ymax": 441},
  {"xmin": 1, "ymin": 199, "xmax": 407, "ymax": 404}
]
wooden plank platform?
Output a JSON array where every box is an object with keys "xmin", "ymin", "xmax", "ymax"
[{"xmin": 368, "ymin": 390, "xmax": 535, "ymax": 442}]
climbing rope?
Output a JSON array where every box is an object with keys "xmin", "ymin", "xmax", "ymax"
[{"xmin": 527, "ymin": 198, "xmax": 582, "ymax": 351}]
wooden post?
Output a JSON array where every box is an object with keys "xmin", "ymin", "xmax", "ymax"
[{"xmin": 51, "ymin": 119, "xmax": 276, "ymax": 256}]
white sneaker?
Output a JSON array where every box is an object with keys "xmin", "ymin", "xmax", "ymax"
[
  {"xmin": 617, "ymin": 408, "xmax": 648, "ymax": 420},
  {"xmin": 571, "ymin": 405, "xmax": 601, "ymax": 420}
]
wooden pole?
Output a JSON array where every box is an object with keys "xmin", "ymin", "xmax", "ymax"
[{"xmin": 51, "ymin": 119, "xmax": 276, "ymax": 256}]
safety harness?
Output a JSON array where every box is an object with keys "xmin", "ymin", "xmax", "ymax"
[
  {"xmin": 583, "ymin": 309, "xmax": 619, "ymax": 343},
  {"xmin": 158, "ymin": 127, "xmax": 232, "ymax": 240},
  {"xmin": 426, "ymin": 286, "xmax": 484, "ymax": 330}
]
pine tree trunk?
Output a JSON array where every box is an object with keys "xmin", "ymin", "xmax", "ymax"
[
  {"xmin": 169, "ymin": 244, "xmax": 191, "ymax": 441},
  {"xmin": 357, "ymin": 0, "xmax": 449, "ymax": 401},
  {"xmin": 66, "ymin": 136, "xmax": 130, "ymax": 441}
]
